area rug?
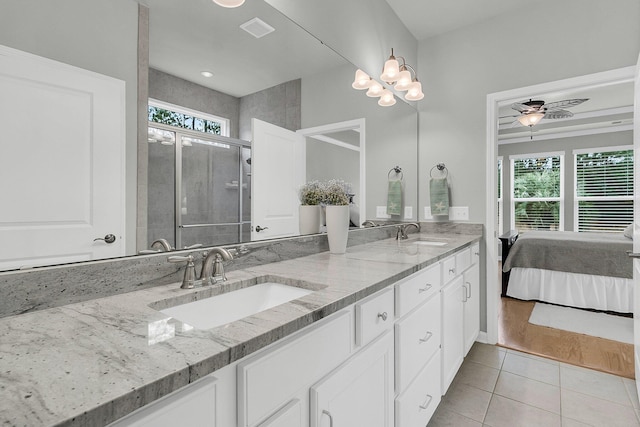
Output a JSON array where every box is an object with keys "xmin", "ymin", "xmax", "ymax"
[{"xmin": 528, "ymin": 302, "xmax": 633, "ymax": 344}]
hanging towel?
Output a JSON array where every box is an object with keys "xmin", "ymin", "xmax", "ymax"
[
  {"xmin": 387, "ymin": 180, "xmax": 402, "ymax": 216},
  {"xmin": 430, "ymin": 177, "xmax": 449, "ymax": 216}
]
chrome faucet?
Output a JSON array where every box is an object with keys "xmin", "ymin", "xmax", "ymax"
[
  {"xmin": 151, "ymin": 238, "xmax": 173, "ymax": 251},
  {"xmin": 362, "ymin": 220, "xmax": 378, "ymax": 227},
  {"xmin": 396, "ymin": 222, "xmax": 421, "ymax": 240},
  {"xmin": 167, "ymin": 246, "xmax": 234, "ymax": 289}
]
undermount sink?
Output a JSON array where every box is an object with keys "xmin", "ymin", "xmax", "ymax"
[{"xmin": 159, "ymin": 282, "xmax": 314, "ymax": 330}]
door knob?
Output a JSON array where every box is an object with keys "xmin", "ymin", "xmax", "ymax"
[
  {"xmin": 94, "ymin": 234, "xmax": 116, "ymax": 244},
  {"xmin": 255, "ymin": 225, "xmax": 269, "ymax": 232}
]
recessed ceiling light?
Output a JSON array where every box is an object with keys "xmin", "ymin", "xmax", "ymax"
[
  {"xmin": 212, "ymin": 0, "xmax": 245, "ymax": 8},
  {"xmin": 201, "ymin": 71, "xmax": 214, "ymax": 78}
]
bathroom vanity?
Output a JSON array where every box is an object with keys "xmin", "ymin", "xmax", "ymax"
[{"xmin": 0, "ymin": 230, "xmax": 481, "ymax": 426}]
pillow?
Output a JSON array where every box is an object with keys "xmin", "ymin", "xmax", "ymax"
[{"xmin": 623, "ymin": 223, "xmax": 633, "ymax": 239}]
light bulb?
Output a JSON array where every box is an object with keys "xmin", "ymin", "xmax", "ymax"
[
  {"xmin": 212, "ymin": 0, "xmax": 245, "ymax": 7},
  {"xmin": 378, "ymin": 89, "xmax": 396, "ymax": 107},
  {"xmin": 352, "ymin": 69, "xmax": 372, "ymax": 90},
  {"xmin": 517, "ymin": 112, "xmax": 545, "ymax": 127},
  {"xmin": 405, "ymin": 81, "xmax": 424, "ymax": 101},
  {"xmin": 366, "ymin": 81, "xmax": 384, "ymax": 97},
  {"xmin": 380, "ymin": 57, "xmax": 400, "ymax": 83},
  {"xmin": 394, "ymin": 69, "xmax": 412, "ymax": 91}
]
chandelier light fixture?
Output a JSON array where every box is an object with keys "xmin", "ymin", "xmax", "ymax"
[
  {"xmin": 351, "ymin": 48, "xmax": 424, "ymax": 107},
  {"xmin": 212, "ymin": 0, "xmax": 245, "ymax": 8}
]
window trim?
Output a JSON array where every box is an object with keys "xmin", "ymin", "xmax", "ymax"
[
  {"xmin": 572, "ymin": 145, "xmax": 633, "ymax": 232},
  {"xmin": 509, "ymin": 152, "xmax": 565, "ymax": 231},
  {"xmin": 148, "ymin": 98, "xmax": 230, "ymax": 137}
]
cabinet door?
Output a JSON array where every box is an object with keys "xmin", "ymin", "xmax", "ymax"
[
  {"xmin": 441, "ymin": 276, "xmax": 464, "ymax": 394},
  {"xmin": 463, "ymin": 262, "xmax": 480, "ymax": 355},
  {"xmin": 310, "ymin": 331, "xmax": 394, "ymax": 427}
]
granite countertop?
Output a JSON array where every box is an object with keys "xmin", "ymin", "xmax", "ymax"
[{"xmin": 0, "ymin": 232, "xmax": 480, "ymax": 426}]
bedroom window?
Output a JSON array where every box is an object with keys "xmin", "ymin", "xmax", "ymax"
[
  {"xmin": 510, "ymin": 153, "xmax": 564, "ymax": 231},
  {"xmin": 574, "ymin": 146, "xmax": 633, "ymax": 232}
]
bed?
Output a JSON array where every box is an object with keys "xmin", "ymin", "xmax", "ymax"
[{"xmin": 501, "ymin": 230, "xmax": 633, "ymax": 314}]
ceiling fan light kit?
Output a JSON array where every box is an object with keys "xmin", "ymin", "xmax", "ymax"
[
  {"xmin": 351, "ymin": 48, "xmax": 424, "ymax": 106},
  {"xmin": 508, "ymin": 98, "xmax": 589, "ymax": 127}
]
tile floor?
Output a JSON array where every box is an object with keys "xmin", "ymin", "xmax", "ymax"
[{"xmin": 427, "ymin": 343, "xmax": 640, "ymax": 427}]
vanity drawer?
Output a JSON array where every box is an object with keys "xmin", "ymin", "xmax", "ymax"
[
  {"xmin": 395, "ymin": 263, "xmax": 441, "ymax": 318},
  {"xmin": 395, "ymin": 292, "xmax": 440, "ymax": 392},
  {"xmin": 456, "ymin": 247, "xmax": 472, "ymax": 273},
  {"xmin": 356, "ymin": 287, "xmax": 394, "ymax": 347},
  {"xmin": 237, "ymin": 310, "xmax": 351, "ymax": 427},
  {"xmin": 442, "ymin": 255, "xmax": 457, "ymax": 284},
  {"xmin": 471, "ymin": 242, "xmax": 480, "ymax": 265},
  {"xmin": 395, "ymin": 352, "xmax": 441, "ymax": 427}
]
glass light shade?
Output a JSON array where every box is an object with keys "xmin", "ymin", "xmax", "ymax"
[
  {"xmin": 366, "ymin": 81, "xmax": 384, "ymax": 97},
  {"xmin": 404, "ymin": 81, "xmax": 424, "ymax": 101},
  {"xmin": 394, "ymin": 69, "xmax": 412, "ymax": 91},
  {"xmin": 378, "ymin": 89, "xmax": 396, "ymax": 107},
  {"xmin": 517, "ymin": 112, "xmax": 545, "ymax": 127},
  {"xmin": 380, "ymin": 58, "xmax": 400, "ymax": 83},
  {"xmin": 352, "ymin": 69, "xmax": 372, "ymax": 90},
  {"xmin": 212, "ymin": 0, "xmax": 245, "ymax": 7}
]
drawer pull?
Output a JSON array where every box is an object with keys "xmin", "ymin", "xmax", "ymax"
[
  {"xmin": 465, "ymin": 281, "xmax": 471, "ymax": 299},
  {"xmin": 322, "ymin": 409, "xmax": 334, "ymax": 427},
  {"xmin": 419, "ymin": 331, "xmax": 433, "ymax": 343},
  {"xmin": 418, "ymin": 284, "xmax": 433, "ymax": 294},
  {"xmin": 419, "ymin": 394, "xmax": 433, "ymax": 410},
  {"xmin": 448, "ymin": 268, "xmax": 455, "ymax": 274},
  {"xmin": 377, "ymin": 312, "xmax": 388, "ymax": 321}
]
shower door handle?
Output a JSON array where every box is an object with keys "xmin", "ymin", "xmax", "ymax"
[{"xmin": 255, "ymin": 225, "xmax": 269, "ymax": 232}]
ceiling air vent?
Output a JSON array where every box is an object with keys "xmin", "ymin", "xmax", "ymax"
[{"xmin": 240, "ymin": 17, "xmax": 275, "ymax": 39}]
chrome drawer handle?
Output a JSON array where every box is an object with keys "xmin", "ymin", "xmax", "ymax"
[
  {"xmin": 419, "ymin": 331, "xmax": 433, "ymax": 343},
  {"xmin": 418, "ymin": 284, "xmax": 432, "ymax": 293},
  {"xmin": 419, "ymin": 394, "xmax": 433, "ymax": 410},
  {"xmin": 448, "ymin": 268, "xmax": 455, "ymax": 274},
  {"xmin": 377, "ymin": 312, "xmax": 388, "ymax": 321},
  {"xmin": 465, "ymin": 281, "xmax": 471, "ymax": 298},
  {"xmin": 322, "ymin": 409, "xmax": 334, "ymax": 427}
]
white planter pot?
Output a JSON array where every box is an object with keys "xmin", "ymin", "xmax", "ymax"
[
  {"xmin": 325, "ymin": 205, "xmax": 350, "ymax": 254},
  {"xmin": 299, "ymin": 205, "xmax": 322, "ymax": 235}
]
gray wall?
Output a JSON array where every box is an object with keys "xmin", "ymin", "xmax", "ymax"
[
  {"xmin": 0, "ymin": 0, "xmax": 139, "ymax": 255},
  {"xmin": 417, "ymin": 0, "xmax": 640, "ymax": 331},
  {"xmin": 239, "ymin": 79, "xmax": 301, "ymax": 141},
  {"xmin": 498, "ymin": 131, "xmax": 633, "ymax": 233}
]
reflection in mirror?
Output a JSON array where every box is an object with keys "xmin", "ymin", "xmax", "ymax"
[{"xmin": 0, "ymin": 0, "xmax": 418, "ymax": 272}]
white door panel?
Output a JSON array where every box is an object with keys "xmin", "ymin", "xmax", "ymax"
[
  {"xmin": 633, "ymin": 51, "xmax": 640, "ymax": 401},
  {"xmin": 251, "ymin": 119, "xmax": 304, "ymax": 241},
  {"xmin": 0, "ymin": 45, "xmax": 125, "ymax": 269}
]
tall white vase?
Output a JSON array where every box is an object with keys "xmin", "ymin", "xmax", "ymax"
[
  {"xmin": 325, "ymin": 205, "xmax": 350, "ymax": 254},
  {"xmin": 299, "ymin": 205, "xmax": 322, "ymax": 235}
]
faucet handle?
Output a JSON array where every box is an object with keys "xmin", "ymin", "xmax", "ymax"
[
  {"xmin": 212, "ymin": 254, "xmax": 228, "ymax": 283},
  {"xmin": 168, "ymin": 255, "xmax": 198, "ymax": 289}
]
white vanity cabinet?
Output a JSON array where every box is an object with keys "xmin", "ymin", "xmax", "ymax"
[
  {"xmin": 441, "ymin": 274, "xmax": 465, "ymax": 393},
  {"xmin": 310, "ymin": 331, "xmax": 395, "ymax": 427}
]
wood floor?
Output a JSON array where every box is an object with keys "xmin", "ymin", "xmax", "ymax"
[{"xmin": 497, "ymin": 275, "xmax": 635, "ymax": 379}]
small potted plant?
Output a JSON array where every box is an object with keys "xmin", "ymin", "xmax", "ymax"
[
  {"xmin": 298, "ymin": 180, "xmax": 323, "ymax": 235},
  {"xmin": 322, "ymin": 179, "xmax": 351, "ymax": 254}
]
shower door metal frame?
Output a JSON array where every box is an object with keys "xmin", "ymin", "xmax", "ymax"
[{"xmin": 148, "ymin": 122, "xmax": 250, "ymax": 249}]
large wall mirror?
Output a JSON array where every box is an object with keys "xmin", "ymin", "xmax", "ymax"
[{"xmin": 0, "ymin": 0, "xmax": 418, "ymax": 272}]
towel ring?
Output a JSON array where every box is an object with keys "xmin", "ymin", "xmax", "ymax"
[
  {"xmin": 430, "ymin": 163, "xmax": 448, "ymax": 179},
  {"xmin": 388, "ymin": 166, "xmax": 403, "ymax": 181}
]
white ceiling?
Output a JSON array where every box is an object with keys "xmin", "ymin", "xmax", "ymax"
[{"xmin": 384, "ymin": 0, "xmax": 539, "ymax": 41}]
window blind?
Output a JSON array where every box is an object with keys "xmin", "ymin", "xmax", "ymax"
[{"xmin": 575, "ymin": 149, "xmax": 633, "ymax": 232}]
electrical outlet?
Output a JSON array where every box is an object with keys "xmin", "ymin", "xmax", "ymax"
[
  {"xmin": 449, "ymin": 206, "xmax": 469, "ymax": 221},
  {"xmin": 376, "ymin": 206, "xmax": 390, "ymax": 219},
  {"xmin": 404, "ymin": 206, "xmax": 413, "ymax": 220},
  {"xmin": 424, "ymin": 207, "xmax": 433, "ymax": 220}
]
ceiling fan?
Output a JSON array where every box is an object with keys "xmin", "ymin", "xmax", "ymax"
[{"xmin": 503, "ymin": 98, "xmax": 589, "ymax": 128}]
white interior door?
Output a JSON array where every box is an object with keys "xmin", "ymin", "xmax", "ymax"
[
  {"xmin": 633, "ymin": 51, "xmax": 640, "ymax": 400},
  {"xmin": 0, "ymin": 45, "xmax": 125, "ymax": 270},
  {"xmin": 251, "ymin": 118, "xmax": 305, "ymax": 241}
]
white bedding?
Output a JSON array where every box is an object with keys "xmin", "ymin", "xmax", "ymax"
[{"xmin": 506, "ymin": 267, "xmax": 633, "ymax": 313}]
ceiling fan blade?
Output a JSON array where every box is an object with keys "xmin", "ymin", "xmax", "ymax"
[
  {"xmin": 544, "ymin": 110, "xmax": 574, "ymax": 119},
  {"xmin": 499, "ymin": 114, "xmax": 520, "ymax": 119},
  {"xmin": 543, "ymin": 98, "xmax": 589, "ymax": 111},
  {"xmin": 511, "ymin": 102, "xmax": 534, "ymax": 113}
]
